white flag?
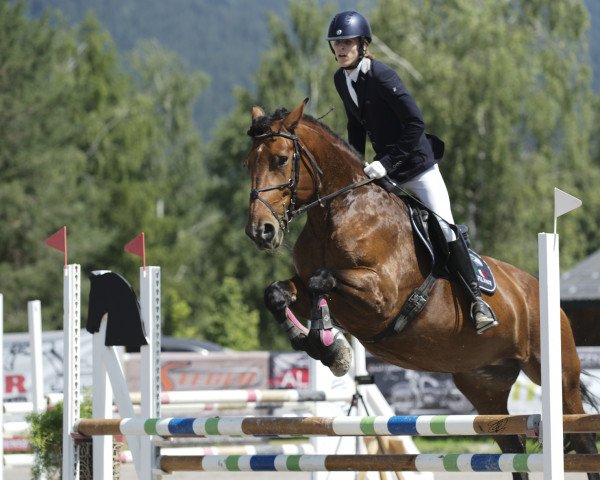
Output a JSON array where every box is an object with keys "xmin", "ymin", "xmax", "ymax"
[{"xmin": 554, "ymin": 187, "xmax": 582, "ymax": 218}]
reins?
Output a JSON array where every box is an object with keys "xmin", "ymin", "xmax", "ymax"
[
  {"xmin": 250, "ymin": 129, "xmax": 375, "ymax": 228},
  {"xmin": 291, "ymin": 176, "xmax": 375, "ymax": 217}
]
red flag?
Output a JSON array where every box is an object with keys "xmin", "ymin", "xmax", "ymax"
[
  {"xmin": 124, "ymin": 232, "xmax": 146, "ymax": 268},
  {"xmin": 45, "ymin": 226, "xmax": 67, "ymax": 266}
]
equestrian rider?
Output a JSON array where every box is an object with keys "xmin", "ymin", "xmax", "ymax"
[{"xmin": 327, "ymin": 10, "xmax": 497, "ymax": 334}]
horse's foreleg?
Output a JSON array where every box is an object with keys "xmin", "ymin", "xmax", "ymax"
[
  {"xmin": 264, "ymin": 279, "xmax": 318, "ymax": 357},
  {"xmin": 264, "ymin": 276, "xmax": 352, "ymax": 376},
  {"xmin": 306, "ymin": 268, "xmax": 353, "ymax": 377}
]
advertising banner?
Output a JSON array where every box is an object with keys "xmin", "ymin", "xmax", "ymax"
[{"xmin": 3, "ymin": 331, "xmax": 600, "ymax": 416}]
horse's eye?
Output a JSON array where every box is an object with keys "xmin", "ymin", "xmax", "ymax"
[{"xmin": 277, "ymin": 155, "xmax": 288, "ymax": 166}]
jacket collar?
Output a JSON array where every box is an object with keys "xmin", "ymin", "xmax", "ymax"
[
  {"xmin": 344, "ymin": 58, "xmax": 370, "ymax": 116},
  {"xmin": 345, "ymin": 57, "xmax": 371, "ymax": 82}
]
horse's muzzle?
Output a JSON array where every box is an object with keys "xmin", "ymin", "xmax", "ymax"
[{"xmin": 245, "ymin": 220, "xmax": 283, "ymax": 250}]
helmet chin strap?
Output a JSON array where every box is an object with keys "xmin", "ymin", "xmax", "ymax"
[{"xmin": 343, "ymin": 60, "xmax": 362, "ymax": 70}]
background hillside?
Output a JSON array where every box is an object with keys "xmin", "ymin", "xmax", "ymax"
[
  {"xmin": 29, "ymin": 0, "xmax": 600, "ymax": 138},
  {"xmin": 28, "ymin": 0, "xmax": 288, "ymax": 137},
  {"xmin": 587, "ymin": 0, "xmax": 600, "ymax": 90}
]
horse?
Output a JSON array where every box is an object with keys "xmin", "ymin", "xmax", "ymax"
[{"xmin": 243, "ymin": 99, "xmax": 599, "ymax": 480}]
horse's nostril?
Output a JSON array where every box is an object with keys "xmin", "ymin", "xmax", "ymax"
[{"xmin": 260, "ymin": 222, "xmax": 276, "ymax": 241}]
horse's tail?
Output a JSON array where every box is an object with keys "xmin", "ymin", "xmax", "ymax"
[
  {"xmin": 564, "ymin": 370, "xmax": 599, "ymax": 453},
  {"xmin": 580, "ymin": 369, "xmax": 600, "ymax": 413}
]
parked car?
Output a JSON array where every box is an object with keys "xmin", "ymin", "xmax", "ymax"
[{"xmin": 160, "ymin": 336, "xmax": 228, "ymax": 354}]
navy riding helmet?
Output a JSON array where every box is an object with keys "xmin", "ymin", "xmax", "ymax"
[
  {"xmin": 326, "ymin": 11, "xmax": 372, "ymax": 65},
  {"xmin": 326, "ymin": 11, "xmax": 372, "ymax": 43}
]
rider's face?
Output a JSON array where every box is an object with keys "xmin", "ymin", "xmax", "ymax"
[{"xmin": 331, "ymin": 38, "xmax": 360, "ymax": 69}]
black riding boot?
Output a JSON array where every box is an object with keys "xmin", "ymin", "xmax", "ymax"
[{"xmin": 448, "ymin": 238, "xmax": 498, "ymax": 334}]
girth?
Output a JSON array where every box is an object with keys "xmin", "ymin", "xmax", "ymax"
[{"xmin": 362, "ymin": 273, "xmax": 437, "ymax": 344}]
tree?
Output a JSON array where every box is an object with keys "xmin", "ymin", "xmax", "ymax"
[
  {"xmin": 0, "ymin": 1, "xmax": 94, "ymax": 328},
  {"xmin": 368, "ymin": 0, "xmax": 600, "ymax": 271},
  {"xmin": 0, "ymin": 3, "xmax": 210, "ymax": 334}
]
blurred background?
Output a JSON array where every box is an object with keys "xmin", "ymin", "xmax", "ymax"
[{"xmin": 1, "ymin": 0, "xmax": 599, "ymax": 352}]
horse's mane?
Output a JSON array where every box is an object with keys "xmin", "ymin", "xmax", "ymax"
[{"xmin": 247, "ymin": 107, "xmax": 364, "ymax": 165}]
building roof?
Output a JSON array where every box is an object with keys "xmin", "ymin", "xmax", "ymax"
[{"xmin": 561, "ymin": 249, "xmax": 600, "ymax": 301}]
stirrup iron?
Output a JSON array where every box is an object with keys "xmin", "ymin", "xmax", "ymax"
[{"xmin": 471, "ymin": 300, "xmax": 498, "ymax": 335}]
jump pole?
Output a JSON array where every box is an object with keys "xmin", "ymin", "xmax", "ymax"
[
  {"xmin": 538, "ymin": 188, "xmax": 582, "ymax": 480},
  {"xmin": 75, "ymin": 413, "xmax": 600, "ymax": 437},
  {"xmin": 157, "ymin": 453, "xmax": 600, "ymax": 473}
]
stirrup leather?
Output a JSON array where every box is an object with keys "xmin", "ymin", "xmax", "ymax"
[{"xmin": 470, "ymin": 299, "xmax": 498, "ymax": 335}]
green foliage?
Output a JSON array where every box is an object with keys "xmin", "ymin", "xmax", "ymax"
[
  {"xmin": 27, "ymin": 399, "xmax": 92, "ymax": 479},
  {"xmin": 0, "ymin": 2, "xmax": 212, "ymax": 337},
  {"xmin": 197, "ymin": 95, "xmax": 298, "ymax": 350},
  {"xmin": 368, "ymin": 0, "xmax": 599, "ymax": 271},
  {"xmin": 196, "ymin": 276, "xmax": 261, "ymax": 351}
]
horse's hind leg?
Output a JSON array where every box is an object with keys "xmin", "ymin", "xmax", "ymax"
[
  {"xmin": 562, "ymin": 367, "xmax": 599, "ymax": 479},
  {"xmin": 523, "ymin": 341, "xmax": 599, "ymax": 480},
  {"xmin": 453, "ymin": 362, "xmax": 529, "ymax": 480}
]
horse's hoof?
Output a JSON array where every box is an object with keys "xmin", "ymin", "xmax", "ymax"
[{"xmin": 324, "ymin": 334, "xmax": 353, "ymax": 377}]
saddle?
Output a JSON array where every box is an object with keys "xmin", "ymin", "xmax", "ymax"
[
  {"xmin": 363, "ymin": 179, "xmax": 496, "ymax": 343},
  {"xmin": 406, "ymin": 196, "xmax": 496, "ymax": 295}
]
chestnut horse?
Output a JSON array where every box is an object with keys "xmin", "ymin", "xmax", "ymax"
[{"xmin": 244, "ymin": 99, "xmax": 598, "ymax": 479}]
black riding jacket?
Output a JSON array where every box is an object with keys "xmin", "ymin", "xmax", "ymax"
[{"xmin": 333, "ymin": 59, "xmax": 444, "ymax": 182}]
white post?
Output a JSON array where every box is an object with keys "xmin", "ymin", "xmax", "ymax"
[
  {"xmin": 139, "ymin": 267, "xmax": 161, "ymax": 479},
  {"xmin": 92, "ymin": 316, "xmax": 114, "ymax": 480},
  {"xmin": 62, "ymin": 264, "xmax": 81, "ymax": 480},
  {"xmin": 27, "ymin": 301, "xmax": 45, "ymax": 414},
  {"xmin": 1, "ymin": 293, "xmax": 4, "ymax": 480},
  {"xmin": 538, "ymin": 233, "xmax": 564, "ymax": 479}
]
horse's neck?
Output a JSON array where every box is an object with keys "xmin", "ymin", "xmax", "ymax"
[
  {"xmin": 302, "ymin": 127, "xmax": 416, "ymax": 251},
  {"xmin": 306, "ymin": 136, "xmax": 416, "ymax": 241},
  {"xmin": 306, "ymin": 136, "xmax": 364, "ymax": 192}
]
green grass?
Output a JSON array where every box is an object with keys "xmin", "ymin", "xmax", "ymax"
[
  {"xmin": 413, "ymin": 437, "xmax": 540, "ymax": 454},
  {"xmin": 413, "ymin": 436, "xmax": 600, "ymax": 454}
]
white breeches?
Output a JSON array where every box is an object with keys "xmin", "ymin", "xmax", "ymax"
[{"xmin": 399, "ymin": 164, "xmax": 457, "ymax": 242}]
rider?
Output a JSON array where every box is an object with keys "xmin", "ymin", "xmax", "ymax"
[{"xmin": 326, "ymin": 10, "xmax": 497, "ymax": 334}]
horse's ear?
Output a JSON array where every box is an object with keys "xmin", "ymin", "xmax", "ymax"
[
  {"xmin": 252, "ymin": 105, "xmax": 265, "ymax": 120},
  {"xmin": 283, "ymin": 98, "xmax": 309, "ymax": 131}
]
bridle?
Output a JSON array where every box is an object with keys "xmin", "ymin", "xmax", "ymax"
[
  {"xmin": 249, "ymin": 129, "xmax": 323, "ymax": 230},
  {"xmin": 249, "ymin": 129, "xmax": 375, "ymax": 230}
]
